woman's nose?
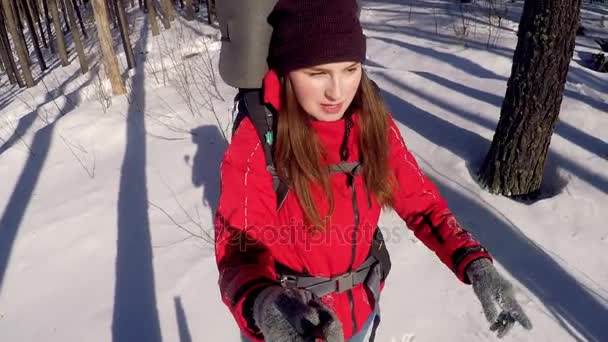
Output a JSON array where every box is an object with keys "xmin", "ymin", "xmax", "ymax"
[{"xmin": 324, "ymin": 78, "xmax": 342, "ymax": 101}]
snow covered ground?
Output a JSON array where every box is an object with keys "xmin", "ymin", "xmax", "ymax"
[{"xmin": 0, "ymin": 1, "xmax": 606, "ymax": 341}]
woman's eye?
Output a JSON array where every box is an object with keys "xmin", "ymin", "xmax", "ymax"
[
  {"xmin": 310, "ymin": 72, "xmax": 325, "ymax": 76},
  {"xmin": 347, "ymin": 68, "xmax": 358, "ymax": 73}
]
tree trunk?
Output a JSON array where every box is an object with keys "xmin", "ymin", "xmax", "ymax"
[
  {"xmin": 162, "ymin": 0, "xmax": 173, "ymax": 22},
  {"xmin": 18, "ymin": 0, "xmax": 47, "ymax": 70},
  {"xmin": 41, "ymin": 0, "xmax": 54, "ymax": 53},
  {"xmin": 64, "ymin": 0, "xmax": 88, "ymax": 73},
  {"xmin": 146, "ymin": 0, "xmax": 159, "ymax": 35},
  {"xmin": 28, "ymin": 0, "xmax": 47, "ymax": 48},
  {"xmin": 114, "ymin": 0, "xmax": 135, "ymax": 69},
  {"xmin": 59, "ymin": 0, "xmax": 70, "ymax": 32},
  {"xmin": 71, "ymin": 0, "xmax": 87, "ymax": 38},
  {"xmin": 49, "ymin": 0, "xmax": 68, "ymax": 65},
  {"xmin": 11, "ymin": 0, "xmax": 28, "ymax": 53},
  {"xmin": 184, "ymin": 0, "xmax": 193, "ymax": 20},
  {"xmin": 158, "ymin": 0, "xmax": 170, "ymax": 28},
  {"xmin": 1, "ymin": 0, "xmax": 34, "ymax": 86},
  {"xmin": 478, "ymin": 0, "xmax": 583, "ymax": 198},
  {"xmin": 106, "ymin": 0, "xmax": 116, "ymax": 29},
  {"xmin": 92, "ymin": 0, "xmax": 125, "ymax": 94},
  {"xmin": 205, "ymin": 0, "xmax": 214, "ymax": 25},
  {"xmin": 0, "ymin": 10, "xmax": 21, "ymax": 85}
]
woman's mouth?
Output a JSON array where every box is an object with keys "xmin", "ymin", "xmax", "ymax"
[{"xmin": 320, "ymin": 103, "xmax": 343, "ymax": 114}]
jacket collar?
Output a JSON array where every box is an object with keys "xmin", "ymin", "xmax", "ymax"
[{"xmin": 263, "ymin": 69, "xmax": 282, "ymax": 112}]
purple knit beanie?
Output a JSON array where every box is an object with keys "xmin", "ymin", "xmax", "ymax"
[{"xmin": 267, "ymin": 0, "xmax": 366, "ymax": 76}]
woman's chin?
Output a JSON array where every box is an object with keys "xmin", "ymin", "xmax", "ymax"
[{"xmin": 311, "ymin": 111, "xmax": 346, "ymax": 122}]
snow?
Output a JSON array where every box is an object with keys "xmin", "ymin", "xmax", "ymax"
[{"xmin": 0, "ymin": 1, "xmax": 606, "ymax": 341}]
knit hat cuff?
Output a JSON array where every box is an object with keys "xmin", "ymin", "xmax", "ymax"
[{"xmin": 270, "ymin": 32, "xmax": 366, "ymax": 75}]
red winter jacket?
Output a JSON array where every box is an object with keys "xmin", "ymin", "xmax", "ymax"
[{"xmin": 214, "ymin": 72, "xmax": 491, "ymax": 341}]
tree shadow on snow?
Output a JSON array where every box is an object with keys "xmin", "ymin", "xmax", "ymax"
[
  {"xmin": 369, "ymin": 35, "xmax": 507, "ymax": 80},
  {"xmin": 111, "ymin": 21, "xmax": 162, "ymax": 342},
  {"xmin": 377, "ymin": 78, "xmax": 608, "ymax": 341},
  {"xmin": 0, "ymin": 70, "xmax": 85, "ymax": 157},
  {"xmin": 368, "ymin": 19, "xmax": 608, "ymax": 115},
  {"xmin": 174, "ymin": 296, "xmax": 193, "ymax": 342},
  {"xmin": 365, "ymin": 23, "xmax": 514, "ymax": 60},
  {"xmin": 568, "ymin": 53, "xmax": 608, "ymax": 99},
  {"xmin": 368, "ymin": 67, "xmax": 608, "ymax": 195},
  {"xmin": 411, "ymin": 71, "xmax": 608, "ymax": 165},
  {"xmin": 0, "ymin": 62, "xmax": 98, "ymax": 294}
]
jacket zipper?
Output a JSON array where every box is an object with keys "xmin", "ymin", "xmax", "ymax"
[{"xmin": 346, "ymin": 173, "xmax": 359, "ymax": 335}]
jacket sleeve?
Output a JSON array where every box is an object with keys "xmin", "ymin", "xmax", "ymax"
[
  {"xmin": 387, "ymin": 116, "xmax": 491, "ymax": 284},
  {"xmin": 214, "ymin": 118, "xmax": 278, "ymax": 340}
]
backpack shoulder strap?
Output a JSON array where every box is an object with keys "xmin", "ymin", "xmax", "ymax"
[
  {"xmin": 232, "ymin": 91, "xmax": 367, "ymax": 211},
  {"xmin": 233, "ymin": 89, "xmax": 290, "ymax": 210}
]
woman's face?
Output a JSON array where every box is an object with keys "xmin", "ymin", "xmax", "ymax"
[{"xmin": 288, "ymin": 61, "xmax": 362, "ymax": 122}]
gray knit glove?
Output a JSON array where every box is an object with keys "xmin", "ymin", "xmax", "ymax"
[
  {"xmin": 252, "ymin": 286, "xmax": 344, "ymax": 342},
  {"xmin": 467, "ymin": 258, "xmax": 533, "ymax": 338}
]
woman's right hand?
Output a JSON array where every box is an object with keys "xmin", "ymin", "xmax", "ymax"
[{"xmin": 253, "ymin": 286, "xmax": 344, "ymax": 342}]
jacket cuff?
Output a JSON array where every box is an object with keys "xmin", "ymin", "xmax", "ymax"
[
  {"xmin": 232, "ymin": 279, "xmax": 277, "ymax": 341},
  {"xmin": 452, "ymin": 246, "xmax": 492, "ymax": 284}
]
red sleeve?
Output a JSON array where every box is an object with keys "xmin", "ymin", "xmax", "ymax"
[
  {"xmin": 215, "ymin": 118, "xmax": 278, "ymax": 340},
  {"xmin": 387, "ymin": 116, "xmax": 491, "ymax": 284}
]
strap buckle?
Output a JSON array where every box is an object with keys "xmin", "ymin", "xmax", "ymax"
[
  {"xmin": 279, "ymin": 274, "xmax": 298, "ymax": 288},
  {"xmin": 336, "ymin": 272, "xmax": 354, "ymax": 293}
]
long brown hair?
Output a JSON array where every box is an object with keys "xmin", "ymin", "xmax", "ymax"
[{"xmin": 274, "ymin": 70, "xmax": 395, "ymax": 228}]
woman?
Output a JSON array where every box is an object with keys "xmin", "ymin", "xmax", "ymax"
[{"xmin": 214, "ymin": 0, "xmax": 532, "ymax": 341}]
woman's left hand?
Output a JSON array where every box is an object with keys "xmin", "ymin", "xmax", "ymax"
[{"xmin": 466, "ymin": 258, "xmax": 533, "ymax": 338}]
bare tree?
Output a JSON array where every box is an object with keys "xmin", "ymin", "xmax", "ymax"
[
  {"xmin": 162, "ymin": 0, "xmax": 174, "ymax": 22},
  {"xmin": 0, "ymin": 11, "xmax": 20, "ymax": 85},
  {"xmin": 92, "ymin": 0, "xmax": 126, "ymax": 94},
  {"xmin": 115, "ymin": 0, "xmax": 135, "ymax": 69},
  {"xmin": 64, "ymin": 0, "xmax": 89, "ymax": 73},
  {"xmin": 184, "ymin": 0, "xmax": 194, "ymax": 20},
  {"xmin": 40, "ymin": 0, "xmax": 54, "ymax": 53},
  {"xmin": 146, "ymin": 0, "xmax": 159, "ymax": 35},
  {"xmin": 478, "ymin": 0, "xmax": 583, "ymax": 198},
  {"xmin": 18, "ymin": 0, "xmax": 47, "ymax": 70},
  {"xmin": 1, "ymin": 0, "xmax": 34, "ymax": 86},
  {"xmin": 27, "ymin": 0, "xmax": 48, "ymax": 49},
  {"xmin": 205, "ymin": 0, "xmax": 215, "ymax": 24},
  {"xmin": 71, "ymin": 0, "xmax": 88, "ymax": 39},
  {"xmin": 49, "ymin": 0, "xmax": 69, "ymax": 65}
]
